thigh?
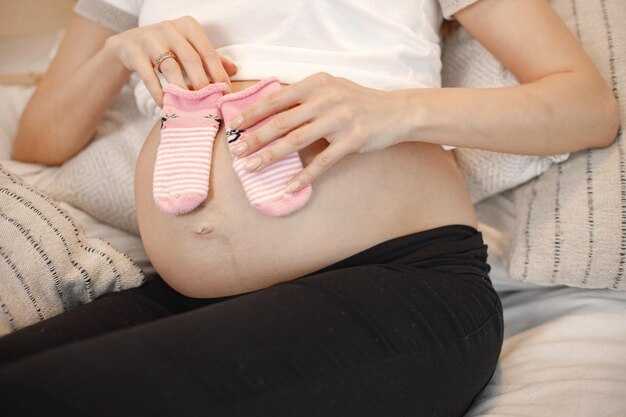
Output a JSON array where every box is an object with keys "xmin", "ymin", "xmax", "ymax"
[
  {"xmin": 0, "ymin": 277, "xmax": 230, "ymax": 366},
  {"xmin": 0, "ymin": 265, "xmax": 503, "ymax": 417}
]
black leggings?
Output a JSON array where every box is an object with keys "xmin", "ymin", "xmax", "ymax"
[{"xmin": 0, "ymin": 225, "xmax": 503, "ymax": 417}]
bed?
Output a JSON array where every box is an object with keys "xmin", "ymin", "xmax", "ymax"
[{"xmin": 2, "ymin": 34, "xmax": 626, "ymax": 417}]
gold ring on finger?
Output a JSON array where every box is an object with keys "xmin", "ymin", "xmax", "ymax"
[{"xmin": 153, "ymin": 51, "xmax": 177, "ymax": 72}]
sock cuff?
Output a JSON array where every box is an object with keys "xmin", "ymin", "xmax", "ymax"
[
  {"xmin": 163, "ymin": 82, "xmax": 229, "ymax": 100},
  {"xmin": 216, "ymin": 77, "xmax": 280, "ymax": 108}
]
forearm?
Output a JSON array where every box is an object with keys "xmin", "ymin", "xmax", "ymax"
[
  {"xmin": 400, "ymin": 66, "xmax": 620, "ymax": 156},
  {"xmin": 13, "ymin": 42, "xmax": 131, "ymax": 165}
]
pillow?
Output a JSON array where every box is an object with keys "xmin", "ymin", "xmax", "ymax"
[
  {"xmin": 508, "ymin": 0, "xmax": 626, "ymax": 290},
  {"xmin": 41, "ymin": 78, "xmax": 158, "ymax": 235},
  {"xmin": 0, "ymin": 164, "xmax": 144, "ymax": 336},
  {"xmin": 441, "ymin": 22, "xmax": 569, "ymax": 203}
]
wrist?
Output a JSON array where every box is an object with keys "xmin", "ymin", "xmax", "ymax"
[
  {"xmin": 387, "ymin": 88, "xmax": 427, "ymax": 145},
  {"xmin": 399, "ymin": 87, "xmax": 452, "ymax": 147}
]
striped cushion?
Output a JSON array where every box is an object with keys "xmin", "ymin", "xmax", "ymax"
[
  {"xmin": 508, "ymin": 0, "xmax": 626, "ymax": 290},
  {"xmin": 0, "ymin": 165, "xmax": 144, "ymax": 335}
]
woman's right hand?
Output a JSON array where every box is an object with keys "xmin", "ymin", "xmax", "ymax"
[{"xmin": 104, "ymin": 15, "xmax": 237, "ymax": 107}]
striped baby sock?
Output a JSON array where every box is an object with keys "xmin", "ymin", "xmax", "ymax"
[
  {"xmin": 153, "ymin": 83, "xmax": 227, "ymax": 215},
  {"xmin": 218, "ymin": 78, "xmax": 312, "ymax": 217}
]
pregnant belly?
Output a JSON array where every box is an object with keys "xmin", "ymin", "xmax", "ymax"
[{"xmin": 135, "ymin": 81, "xmax": 477, "ymax": 298}]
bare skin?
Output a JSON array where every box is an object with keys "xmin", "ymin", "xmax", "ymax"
[{"xmin": 135, "ymin": 80, "xmax": 476, "ymax": 297}]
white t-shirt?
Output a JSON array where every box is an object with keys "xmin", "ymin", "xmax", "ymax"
[{"xmin": 75, "ymin": 0, "xmax": 479, "ymax": 121}]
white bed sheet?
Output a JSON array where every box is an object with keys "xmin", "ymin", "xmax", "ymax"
[
  {"xmin": 471, "ymin": 193, "xmax": 626, "ymax": 416},
  {"xmin": 2, "ymin": 83, "xmax": 626, "ymax": 417}
]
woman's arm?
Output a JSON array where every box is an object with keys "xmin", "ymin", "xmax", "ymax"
[
  {"xmin": 402, "ymin": 0, "xmax": 621, "ymax": 155},
  {"xmin": 13, "ymin": 14, "xmax": 236, "ymax": 166},
  {"xmin": 12, "ymin": 15, "xmax": 127, "ymax": 165},
  {"xmin": 226, "ymin": 0, "xmax": 620, "ymax": 192}
]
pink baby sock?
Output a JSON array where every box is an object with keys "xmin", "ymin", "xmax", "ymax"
[
  {"xmin": 153, "ymin": 83, "xmax": 227, "ymax": 215},
  {"xmin": 218, "ymin": 78, "xmax": 312, "ymax": 217}
]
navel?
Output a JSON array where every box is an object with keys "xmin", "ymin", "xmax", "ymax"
[{"xmin": 193, "ymin": 223, "xmax": 214, "ymax": 236}]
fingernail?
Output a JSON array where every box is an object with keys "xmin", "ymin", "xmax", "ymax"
[
  {"xmin": 232, "ymin": 141, "xmax": 248, "ymax": 156},
  {"xmin": 229, "ymin": 116, "xmax": 244, "ymax": 130},
  {"xmin": 285, "ymin": 181, "xmax": 301, "ymax": 193},
  {"xmin": 244, "ymin": 158, "xmax": 261, "ymax": 172}
]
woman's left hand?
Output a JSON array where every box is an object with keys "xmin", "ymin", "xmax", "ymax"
[{"xmin": 228, "ymin": 72, "xmax": 406, "ymax": 192}]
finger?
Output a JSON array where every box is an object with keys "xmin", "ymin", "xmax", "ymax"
[
  {"xmin": 234, "ymin": 83, "xmax": 309, "ymax": 130},
  {"xmin": 151, "ymin": 44, "xmax": 189, "ymax": 90},
  {"xmin": 221, "ymin": 56, "xmax": 238, "ymax": 76},
  {"xmin": 145, "ymin": 36, "xmax": 188, "ymax": 89},
  {"xmin": 285, "ymin": 138, "xmax": 356, "ymax": 192},
  {"xmin": 234, "ymin": 104, "xmax": 317, "ymax": 157},
  {"xmin": 135, "ymin": 58, "xmax": 165, "ymax": 107},
  {"xmin": 153, "ymin": 51, "xmax": 187, "ymax": 89},
  {"xmin": 166, "ymin": 33, "xmax": 210, "ymax": 90},
  {"xmin": 177, "ymin": 21, "xmax": 232, "ymax": 87},
  {"xmin": 241, "ymin": 120, "xmax": 330, "ymax": 173},
  {"xmin": 202, "ymin": 48, "xmax": 232, "ymax": 88}
]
